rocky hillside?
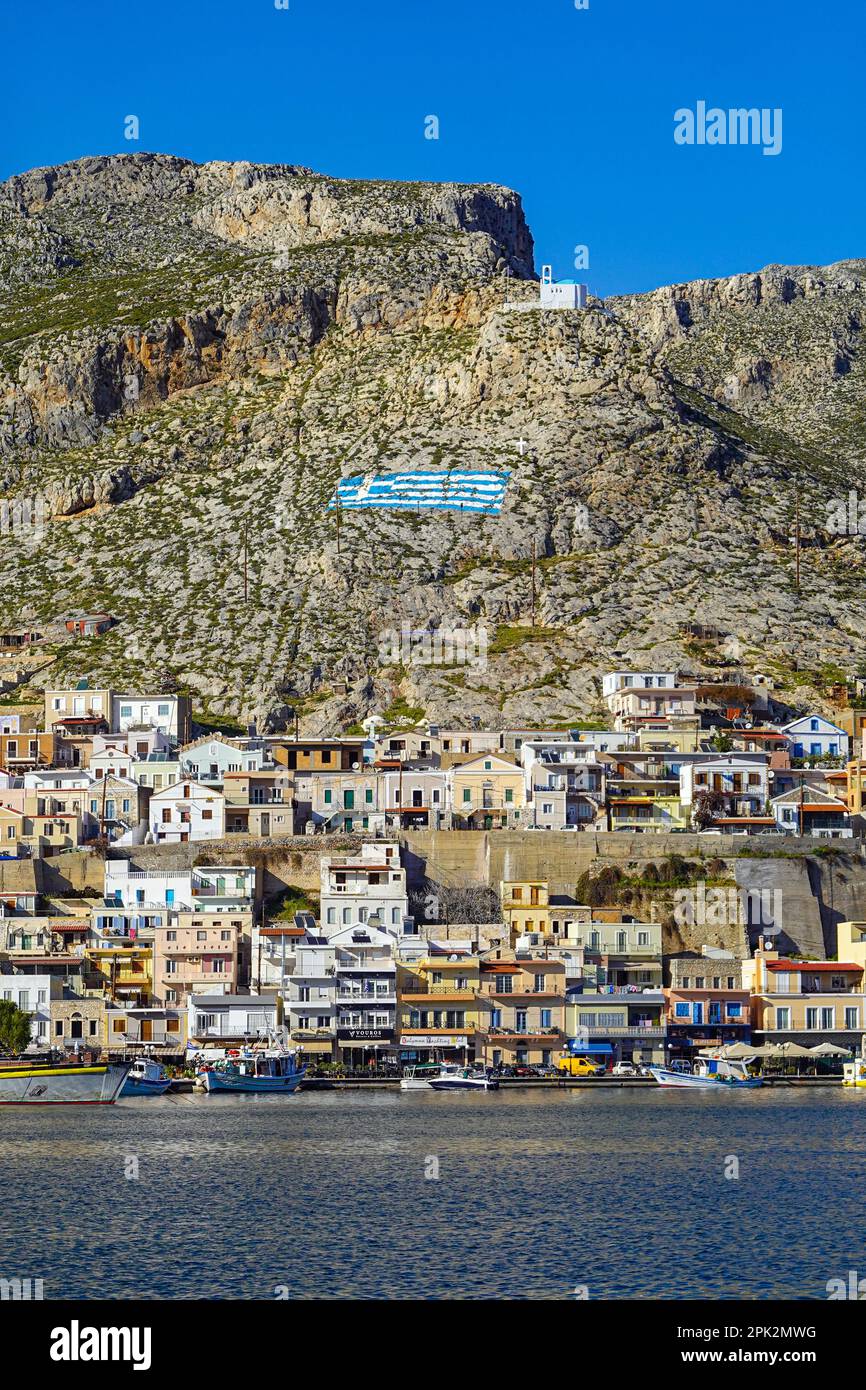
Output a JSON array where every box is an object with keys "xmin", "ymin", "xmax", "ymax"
[{"xmin": 0, "ymin": 152, "xmax": 864, "ymax": 731}]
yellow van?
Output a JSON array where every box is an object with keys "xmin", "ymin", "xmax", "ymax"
[{"xmin": 556, "ymin": 1054, "xmax": 605, "ymax": 1077}]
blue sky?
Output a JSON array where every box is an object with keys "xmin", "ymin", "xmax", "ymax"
[{"xmin": 1, "ymin": 0, "xmax": 862, "ymax": 296}]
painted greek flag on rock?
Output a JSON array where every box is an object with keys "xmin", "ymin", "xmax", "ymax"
[{"xmin": 328, "ymin": 470, "xmax": 510, "ymax": 514}]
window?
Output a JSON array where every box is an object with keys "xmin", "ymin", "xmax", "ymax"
[
  {"xmin": 821, "ymin": 1007, "xmax": 835, "ymax": 1030},
  {"xmin": 462, "ymin": 788, "xmax": 471, "ymax": 803},
  {"xmin": 540, "ymin": 1009, "xmax": 552, "ymax": 1028},
  {"xmin": 775, "ymin": 1007, "xmax": 791, "ymax": 1029},
  {"xmin": 165, "ymin": 960, "xmax": 177, "ymax": 974},
  {"xmin": 365, "ymin": 788, "xmax": 373, "ymax": 804},
  {"xmin": 120, "ymin": 706, "xmax": 132, "ymax": 718},
  {"xmin": 505, "ymin": 789, "xmax": 513, "ymax": 803},
  {"xmin": 202, "ymin": 809, "xmax": 213, "ymax": 821},
  {"xmin": 728, "ymin": 1003, "xmax": 741, "ymax": 1018},
  {"xmin": 344, "ymin": 790, "xmax": 354, "ymax": 809},
  {"xmin": 324, "ymin": 789, "xmax": 332, "ymax": 805},
  {"xmin": 158, "ymin": 704, "xmax": 170, "ymax": 717},
  {"xmin": 806, "ymin": 1008, "xmax": 818, "ymax": 1030},
  {"xmin": 675, "ymin": 1002, "xmax": 690, "ymax": 1018},
  {"xmin": 694, "ymin": 977, "xmax": 705, "ymax": 989},
  {"xmin": 498, "ymin": 975, "xmax": 513, "ymax": 994},
  {"xmin": 534, "ymin": 975, "xmax": 546, "ymax": 993},
  {"xmin": 638, "ymin": 931, "xmax": 649, "ymax": 947},
  {"xmin": 197, "ymin": 931, "xmax": 207, "ymax": 941},
  {"xmin": 166, "ymin": 930, "xmax": 176, "ymax": 942},
  {"xmin": 221, "ymin": 930, "xmax": 231, "ymax": 941},
  {"xmin": 846, "ymin": 1007, "xmax": 859, "ymax": 1030}
]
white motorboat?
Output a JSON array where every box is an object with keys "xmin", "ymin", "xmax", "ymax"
[
  {"xmin": 649, "ymin": 1057, "xmax": 762, "ymax": 1089},
  {"xmin": 400, "ymin": 1065, "xmax": 442, "ymax": 1091},
  {"xmin": 428, "ymin": 1064, "xmax": 499, "ymax": 1092}
]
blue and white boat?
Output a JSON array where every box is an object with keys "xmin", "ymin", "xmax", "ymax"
[
  {"xmin": 649, "ymin": 1057, "xmax": 763, "ymax": 1089},
  {"xmin": 201, "ymin": 1047, "xmax": 306, "ymax": 1094},
  {"xmin": 121, "ymin": 1058, "xmax": 172, "ymax": 1097}
]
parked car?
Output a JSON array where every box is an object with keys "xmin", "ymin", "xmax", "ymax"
[{"xmin": 611, "ymin": 1061, "xmax": 640, "ymax": 1077}]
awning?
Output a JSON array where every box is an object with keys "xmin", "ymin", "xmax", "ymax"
[{"xmin": 568, "ymin": 1041, "xmax": 613, "ymax": 1054}]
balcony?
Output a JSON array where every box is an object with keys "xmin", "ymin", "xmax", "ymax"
[
  {"xmin": 401, "ymin": 985, "xmax": 477, "ymax": 999},
  {"xmin": 580, "ymin": 1025, "xmax": 666, "ymax": 1038}
]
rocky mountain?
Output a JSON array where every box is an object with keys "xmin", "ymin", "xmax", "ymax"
[{"xmin": 0, "ymin": 152, "xmax": 864, "ymax": 731}]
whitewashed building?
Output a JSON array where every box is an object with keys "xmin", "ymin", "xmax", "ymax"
[
  {"xmin": 539, "ymin": 265, "xmax": 587, "ymax": 309},
  {"xmin": 320, "ymin": 842, "xmax": 409, "ymax": 935},
  {"xmin": 149, "ymin": 779, "xmax": 225, "ymax": 843},
  {"xmin": 782, "ymin": 715, "xmax": 849, "ymax": 761}
]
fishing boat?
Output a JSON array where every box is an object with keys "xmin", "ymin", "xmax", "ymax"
[
  {"xmin": 649, "ymin": 1057, "xmax": 763, "ymax": 1089},
  {"xmin": 121, "ymin": 1058, "xmax": 172, "ymax": 1097},
  {"xmin": 0, "ymin": 1060, "xmax": 132, "ymax": 1105},
  {"xmin": 428, "ymin": 1064, "xmax": 499, "ymax": 1092},
  {"xmin": 200, "ymin": 1034, "xmax": 306, "ymax": 1095}
]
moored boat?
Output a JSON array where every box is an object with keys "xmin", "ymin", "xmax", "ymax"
[
  {"xmin": 201, "ymin": 1049, "xmax": 306, "ymax": 1094},
  {"xmin": 0, "ymin": 1061, "xmax": 132, "ymax": 1105},
  {"xmin": 650, "ymin": 1057, "xmax": 763, "ymax": 1089},
  {"xmin": 400, "ymin": 1064, "xmax": 442, "ymax": 1091},
  {"xmin": 121, "ymin": 1058, "xmax": 173, "ymax": 1097},
  {"xmin": 428, "ymin": 1064, "xmax": 499, "ymax": 1092}
]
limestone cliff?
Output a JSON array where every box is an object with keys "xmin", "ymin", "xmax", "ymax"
[{"xmin": 0, "ymin": 153, "xmax": 864, "ymax": 730}]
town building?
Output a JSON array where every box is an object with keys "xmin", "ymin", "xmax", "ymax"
[
  {"xmin": 149, "ymin": 779, "xmax": 225, "ymax": 843},
  {"xmin": 477, "ymin": 954, "xmax": 566, "ymax": 1068},
  {"xmin": 319, "ymin": 842, "xmax": 408, "ymax": 934}
]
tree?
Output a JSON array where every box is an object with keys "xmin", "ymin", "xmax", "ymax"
[
  {"xmin": 0, "ymin": 1000, "xmax": 32, "ymax": 1055},
  {"xmin": 692, "ymin": 789, "xmax": 725, "ymax": 830}
]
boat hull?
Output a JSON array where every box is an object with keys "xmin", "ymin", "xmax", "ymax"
[
  {"xmin": 202, "ymin": 1069, "xmax": 305, "ymax": 1094},
  {"xmin": 428, "ymin": 1077, "xmax": 499, "ymax": 1092},
  {"xmin": 0, "ymin": 1063, "xmax": 131, "ymax": 1105},
  {"xmin": 121, "ymin": 1077, "xmax": 173, "ymax": 1097}
]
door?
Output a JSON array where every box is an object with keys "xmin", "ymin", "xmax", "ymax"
[
  {"xmin": 692, "ymin": 1002, "xmax": 704, "ymax": 1024},
  {"xmin": 260, "ymin": 813, "xmax": 270, "ymax": 835},
  {"xmin": 140, "ymin": 1019, "xmax": 153, "ymax": 1043}
]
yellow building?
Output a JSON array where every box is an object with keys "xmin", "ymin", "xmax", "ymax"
[
  {"xmin": 450, "ymin": 753, "xmax": 525, "ymax": 829},
  {"xmin": 500, "ymin": 881, "xmax": 551, "ymax": 938},
  {"xmin": 637, "ymin": 725, "xmax": 701, "ymax": 754},
  {"xmin": 85, "ymin": 945, "xmax": 153, "ymax": 1006},
  {"xmin": 398, "ymin": 955, "xmax": 482, "ymax": 1062},
  {"xmin": 742, "ymin": 949, "xmax": 865, "ymax": 1046}
]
